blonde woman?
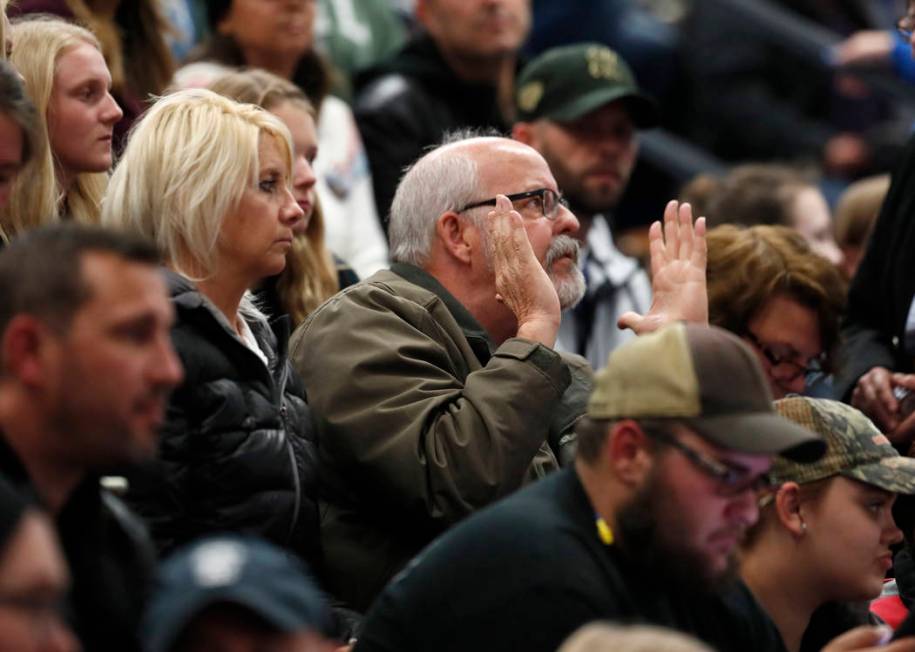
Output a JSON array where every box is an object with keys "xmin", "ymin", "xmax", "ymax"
[
  {"xmin": 2, "ymin": 17, "xmax": 121, "ymax": 241},
  {"xmin": 208, "ymin": 67, "xmax": 357, "ymax": 324},
  {"xmin": 101, "ymin": 89, "xmax": 322, "ymax": 564}
]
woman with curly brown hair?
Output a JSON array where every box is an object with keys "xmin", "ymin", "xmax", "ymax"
[{"xmin": 706, "ymin": 224, "xmax": 846, "ymax": 398}]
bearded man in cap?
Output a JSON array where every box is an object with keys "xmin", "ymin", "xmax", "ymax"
[
  {"xmin": 513, "ymin": 43, "xmax": 659, "ymax": 369},
  {"xmin": 354, "ymin": 323, "xmax": 832, "ymax": 652}
]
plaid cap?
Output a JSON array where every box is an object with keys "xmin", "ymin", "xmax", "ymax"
[
  {"xmin": 515, "ymin": 43, "xmax": 659, "ymax": 127},
  {"xmin": 588, "ymin": 324, "xmax": 825, "ymax": 462},
  {"xmin": 770, "ymin": 396, "xmax": 915, "ymax": 494},
  {"xmin": 143, "ymin": 535, "xmax": 332, "ymax": 652}
]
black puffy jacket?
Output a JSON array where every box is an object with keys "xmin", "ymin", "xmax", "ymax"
[{"xmin": 124, "ymin": 272, "xmax": 320, "ymax": 565}]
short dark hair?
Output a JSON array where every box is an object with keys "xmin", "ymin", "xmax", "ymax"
[
  {"xmin": 0, "ymin": 224, "xmax": 161, "ymax": 338},
  {"xmin": 206, "ymin": 0, "xmax": 232, "ymax": 28},
  {"xmin": 0, "ymin": 60, "xmax": 39, "ymax": 165},
  {"xmin": 576, "ymin": 417, "xmax": 665, "ymax": 463}
]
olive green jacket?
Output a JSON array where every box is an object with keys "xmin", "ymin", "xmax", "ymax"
[{"xmin": 290, "ymin": 263, "xmax": 592, "ymax": 612}]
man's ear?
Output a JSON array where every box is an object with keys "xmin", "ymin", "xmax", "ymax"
[
  {"xmin": 511, "ymin": 121, "xmax": 535, "ymax": 147},
  {"xmin": 606, "ymin": 420, "xmax": 654, "ymax": 487},
  {"xmin": 434, "ymin": 212, "xmax": 475, "ymax": 265},
  {"xmin": 773, "ymin": 482, "xmax": 806, "ymax": 537},
  {"xmin": 2, "ymin": 315, "xmax": 54, "ymax": 389}
]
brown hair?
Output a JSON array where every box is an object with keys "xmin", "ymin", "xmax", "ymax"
[
  {"xmin": 208, "ymin": 68, "xmax": 338, "ymax": 324},
  {"xmin": 706, "ymin": 225, "xmax": 846, "ymax": 372},
  {"xmin": 698, "ymin": 164, "xmax": 814, "ymax": 230},
  {"xmin": 834, "ymin": 174, "xmax": 889, "ymax": 250},
  {"xmin": 64, "ymin": 0, "xmax": 175, "ymax": 100}
]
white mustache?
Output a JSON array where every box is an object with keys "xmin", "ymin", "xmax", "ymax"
[{"xmin": 544, "ymin": 235, "xmax": 580, "ymax": 269}]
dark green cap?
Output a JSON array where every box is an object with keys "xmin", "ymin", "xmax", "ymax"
[
  {"xmin": 771, "ymin": 397, "xmax": 915, "ymax": 494},
  {"xmin": 515, "ymin": 43, "xmax": 659, "ymax": 127}
]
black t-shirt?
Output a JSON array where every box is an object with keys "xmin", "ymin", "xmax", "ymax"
[{"xmin": 355, "ymin": 468, "xmax": 787, "ymax": 652}]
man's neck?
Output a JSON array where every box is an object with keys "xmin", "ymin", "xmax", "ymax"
[
  {"xmin": 0, "ymin": 392, "xmax": 84, "ymax": 515},
  {"xmin": 439, "ymin": 47, "xmax": 516, "ymax": 119},
  {"xmin": 574, "ymin": 458, "xmax": 625, "ymax": 543},
  {"xmin": 741, "ymin": 547, "xmax": 820, "ymax": 652}
]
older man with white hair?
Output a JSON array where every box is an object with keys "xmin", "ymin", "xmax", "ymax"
[{"xmin": 290, "ymin": 132, "xmax": 704, "ymax": 612}]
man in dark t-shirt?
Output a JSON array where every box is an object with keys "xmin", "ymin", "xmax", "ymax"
[{"xmin": 355, "ymin": 324, "xmax": 826, "ymax": 652}]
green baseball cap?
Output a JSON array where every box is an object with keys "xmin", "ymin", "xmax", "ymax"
[
  {"xmin": 587, "ymin": 324, "xmax": 825, "ymax": 462},
  {"xmin": 515, "ymin": 43, "xmax": 660, "ymax": 127},
  {"xmin": 770, "ymin": 397, "xmax": 915, "ymax": 494}
]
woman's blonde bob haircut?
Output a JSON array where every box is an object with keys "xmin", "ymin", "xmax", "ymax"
[
  {"xmin": 2, "ymin": 17, "xmax": 109, "ymax": 242},
  {"xmin": 102, "ymin": 88, "xmax": 294, "ymax": 278}
]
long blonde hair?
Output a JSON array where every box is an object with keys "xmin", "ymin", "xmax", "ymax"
[
  {"xmin": 208, "ymin": 68, "xmax": 339, "ymax": 323},
  {"xmin": 2, "ymin": 18, "xmax": 109, "ymax": 242},
  {"xmin": 102, "ymin": 88, "xmax": 294, "ymax": 280}
]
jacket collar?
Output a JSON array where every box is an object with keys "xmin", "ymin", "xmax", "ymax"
[{"xmin": 391, "ymin": 263, "xmax": 494, "ymax": 363}]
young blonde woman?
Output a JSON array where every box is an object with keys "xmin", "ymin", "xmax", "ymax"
[
  {"xmin": 101, "ymin": 89, "xmax": 323, "ymax": 569},
  {"xmin": 739, "ymin": 396, "xmax": 915, "ymax": 652},
  {"xmin": 208, "ymin": 67, "xmax": 358, "ymax": 325},
  {"xmin": 2, "ymin": 17, "xmax": 122, "ymax": 241}
]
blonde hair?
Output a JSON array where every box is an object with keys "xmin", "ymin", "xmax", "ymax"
[
  {"xmin": 62, "ymin": 0, "xmax": 175, "ymax": 100},
  {"xmin": 834, "ymin": 174, "xmax": 889, "ymax": 250},
  {"xmin": 2, "ymin": 17, "xmax": 109, "ymax": 242},
  {"xmin": 209, "ymin": 68, "xmax": 338, "ymax": 322},
  {"xmin": 102, "ymin": 88, "xmax": 294, "ymax": 279}
]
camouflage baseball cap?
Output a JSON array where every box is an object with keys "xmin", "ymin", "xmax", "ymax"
[
  {"xmin": 515, "ymin": 43, "xmax": 659, "ymax": 127},
  {"xmin": 770, "ymin": 397, "xmax": 915, "ymax": 493},
  {"xmin": 588, "ymin": 324, "xmax": 825, "ymax": 462}
]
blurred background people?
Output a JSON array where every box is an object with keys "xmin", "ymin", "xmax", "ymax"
[
  {"xmin": 1, "ymin": 18, "xmax": 121, "ymax": 241},
  {"xmin": 706, "ymin": 225, "xmax": 846, "ymax": 399},
  {"xmin": 354, "ymin": 0, "xmax": 531, "ymax": 228},
  {"xmin": 0, "ymin": 60, "xmax": 38, "ymax": 209},
  {"xmin": 208, "ymin": 68, "xmax": 358, "ymax": 326},
  {"xmin": 0, "ymin": 225, "xmax": 183, "ymax": 651},
  {"xmin": 685, "ymin": 164, "xmax": 844, "ymax": 268},
  {"xmin": 0, "ymin": 475, "xmax": 77, "ymax": 652},
  {"xmin": 189, "ymin": 0, "xmax": 388, "ymax": 279},
  {"xmin": 143, "ymin": 535, "xmax": 337, "ymax": 652},
  {"xmin": 833, "ymin": 173, "xmax": 890, "ymax": 280}
]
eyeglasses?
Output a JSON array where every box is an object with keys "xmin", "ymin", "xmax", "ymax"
[
  {"xmin": 459, "ymin": 188, "xmax": 568, "ymax": 221},
  {"xmin": 646, "ymin": 428, "xmax": 774, "ymax": 497},
  {"xmin": 742, "ymin": 329, "xmax": 825, "ymax": 381}
]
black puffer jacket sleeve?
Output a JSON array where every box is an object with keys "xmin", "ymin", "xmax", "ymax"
[{"xmin": 124, "ymin": 274, "xmax": 321, "ymax": 566}]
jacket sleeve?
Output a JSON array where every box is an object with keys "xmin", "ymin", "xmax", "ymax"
[
  {"xmin": 834, "ymin": 134, "xmax": 915, "ymax": 398},
  {"xmin": 290, "ymin": 284, "xmax": 571, "ymax": 529}
]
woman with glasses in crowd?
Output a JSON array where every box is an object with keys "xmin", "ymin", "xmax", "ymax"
[
  {"xmin": 739, "ymin": 396, "xmax": 915, "ymax": 652},
  {"xmin": 706, "ymin": 224, "xmax": 846, "ymax": 399},
  {"xmin": 0, "ymin": 17, "xmax": 122, "ymax": 242}
]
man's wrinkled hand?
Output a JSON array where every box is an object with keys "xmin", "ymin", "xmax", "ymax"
[
  {"xmin": 618, "ymin": 200, "xmax": 707, "ymax": 335},
  {"xmin": 488, "ymin": 195, "xmax": 560, "ymax": 346}
]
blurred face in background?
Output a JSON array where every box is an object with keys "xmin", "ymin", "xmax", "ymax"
[
  {"xmin": 0, "ymin": 512, "xmax": 78, "ymax": 652},
  {"xmin": 268, "ymin": 100, "xmax": 317, "ymax": 235},
  {"xmin": 790, "ymin": 187, "xmax": 843, "ymax": 268},
  {"xmin": 218, "ymin": 0, "xmax": 316, "ymax": 65},
  {"xmin": 417, "ymin": 0, "xmax": 531, "ymax": 61}
]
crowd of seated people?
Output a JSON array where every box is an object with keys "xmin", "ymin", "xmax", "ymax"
[{"xmin": 2, "ymin": 2, "xmax": 915, "ymax": 651}]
